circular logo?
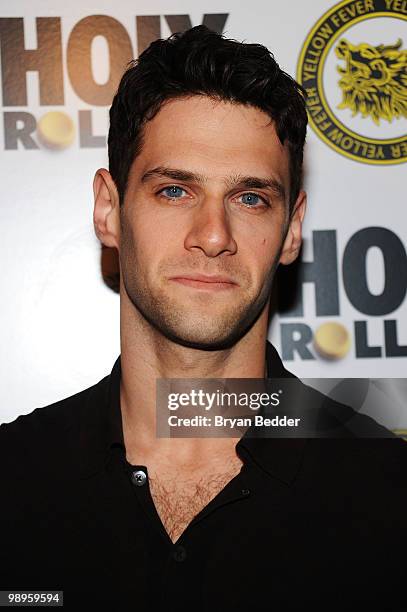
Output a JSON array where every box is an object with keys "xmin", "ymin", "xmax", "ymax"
[
  {"xmin": 313, "ymin": 321, "xmax": 351, "ymax": 360},
  {"xmin": 37, "ymin": 111, "xmax": 75, "ymax": 149},
  {"xmin": 297, "ymin": 0, "xmax": 407, "ymax": 164}
]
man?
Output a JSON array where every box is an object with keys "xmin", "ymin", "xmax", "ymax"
[{"xmin": 1, "ymin": 25, "xmax": 406, "ymax": 611}]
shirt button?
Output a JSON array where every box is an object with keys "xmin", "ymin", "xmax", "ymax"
[
  {"xmin": 241, "ymin": 488, "xmax": 250, "ymax": 496},
  {"xmin": 130, "ymin": 469, "xmax": 147, "ymax": 486},
  {"xmin": 173, "ymin": 545, "xmax": 187, "ymax": 562}
]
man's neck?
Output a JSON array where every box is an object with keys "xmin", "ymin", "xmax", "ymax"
[{"xmin": 118, "ymin": 292, "xmax": 269, "ymax": 466}]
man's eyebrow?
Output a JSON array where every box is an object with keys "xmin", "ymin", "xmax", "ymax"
[
  {"xmin": 141, "ymin": 166, "xmax": 206, "ymax": 185},
  {"xmin": 226, "ymin": 174, "xmax": 286, "ymax": 200},
  {"xmin": 141, "ymin": 166, "xmax": 286, "ymax": 200}
]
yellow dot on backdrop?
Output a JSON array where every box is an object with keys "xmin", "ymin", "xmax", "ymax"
[
  {"xmin": 37, "ymin": 111, "xmax": 75, "ymax": 149},
  {"xmin": 313, "ymin": 322, "xmax": 351, "ymax": 360}
]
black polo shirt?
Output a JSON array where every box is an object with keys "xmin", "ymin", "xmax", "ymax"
[{"xmin": 1, "ymin": 341, "xmax": 406, "ymax": 611}]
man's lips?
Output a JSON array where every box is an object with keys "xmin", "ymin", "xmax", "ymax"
[{"xmin": 169, "ymin": 273, "xmax": 238, "ymax": 290}]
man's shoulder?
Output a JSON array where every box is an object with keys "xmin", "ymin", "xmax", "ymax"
[
  {"xmin": 275, "ymin": 365, "xmax": 402, "ymax": 438},
  {"xmin": 1, "ymin": 386, "xmax": 85, "ymax": 432},
  {"xmin": 298, "ymin": 383, "xmax": 407, "ymax": 491},
  {"xmin": 280, "ymin": 374, "xmax": 407, "ymax": 489},
  {"xmin": 0, "ymin": 372, "xmax": 110, "ymax": 464}
]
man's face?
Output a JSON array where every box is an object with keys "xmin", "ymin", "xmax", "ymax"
[{"xmin": 118, "ymin": 95, "xmax": 300, "ymax": 349}]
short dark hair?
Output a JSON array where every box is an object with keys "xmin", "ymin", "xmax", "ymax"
[{"xmin": 108, "ymin": 25, "xmax": 307, "ymax": 214}]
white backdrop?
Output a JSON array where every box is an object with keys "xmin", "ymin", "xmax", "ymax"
[{"xmin": 0, "ymin": 0, "xmax": 406, "ymax": 424}]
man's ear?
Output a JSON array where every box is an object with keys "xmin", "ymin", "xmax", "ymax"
[
  {"xmin": 279, "ymin": 190, "xmax": 307, "ymax": 266},
  {"xmin": 93, "ymin": 168, "xmax": 120, "ymax": 249}
]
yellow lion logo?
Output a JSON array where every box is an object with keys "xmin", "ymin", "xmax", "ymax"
[{"xmin": 335, "ymin": 38, "xmax": 407, "ymax": 125}]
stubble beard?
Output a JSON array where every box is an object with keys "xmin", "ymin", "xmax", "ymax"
[
  {"xmin": 118, "ymin": 205, "xmax": 284, "ymax": 350},
  {"xmin": 120, "ymin": 249, "xmax": 280, "ymax": 351}
]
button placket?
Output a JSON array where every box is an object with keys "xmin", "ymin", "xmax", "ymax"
[
  {"xmin": 130, "ymin": 469, "xmax": 147, "ymax": 486},
  {"xmin": 172, "ymin": 544, "xmax": 187, "ymax": 562},
  {"xmin": 125, "ymin": 463, "xmax": 173, "ymax": 544}
]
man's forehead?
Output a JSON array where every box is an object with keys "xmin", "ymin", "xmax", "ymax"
[
  {"xmin": 152, "ymin": 94, "xmax": 274, "ymax": 126},
  {"xmin": 126, "ymin": 95, "xmax": 290, "ymax": 189},
  {"xmin": 142, "ymin": 96, "xmax": 281, "ymax": 147}
]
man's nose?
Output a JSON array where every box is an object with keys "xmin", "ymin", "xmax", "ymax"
[{"xmin": 183, "ymin": 197, "xmax": 237, "ymax": 258}]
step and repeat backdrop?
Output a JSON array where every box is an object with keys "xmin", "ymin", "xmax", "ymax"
[{"xmin": 0, "ymin": 0, "xmax": 406, "ymax": 423}]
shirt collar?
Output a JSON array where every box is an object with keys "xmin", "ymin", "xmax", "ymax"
[{"xmin": 80, "ymin": 340, "xmax": 307, "ymax": 483}]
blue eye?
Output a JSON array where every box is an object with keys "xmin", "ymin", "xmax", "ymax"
[
  {"xmin": 239, "ymin": 193, "xmax": 265, "ymax": 207},
  {"xmin": 160, "ymin": 186, "xmax": 186, "ymax": 198},
  {"xmin": 157, "ymin": 186, "xmax": 268, "ymax": 208}
]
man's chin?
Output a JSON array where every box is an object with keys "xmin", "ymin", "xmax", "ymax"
[
  {"xmin": 125, "ymin": 283, "xmax": 264, "ymax": 350},
  {"xmin": 159, "ymin": 329, "xmax": 244, "ymax": 351},
  {"xmin": 151, "ymin": 315, "xmax": 253, "ymax": 351}
]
